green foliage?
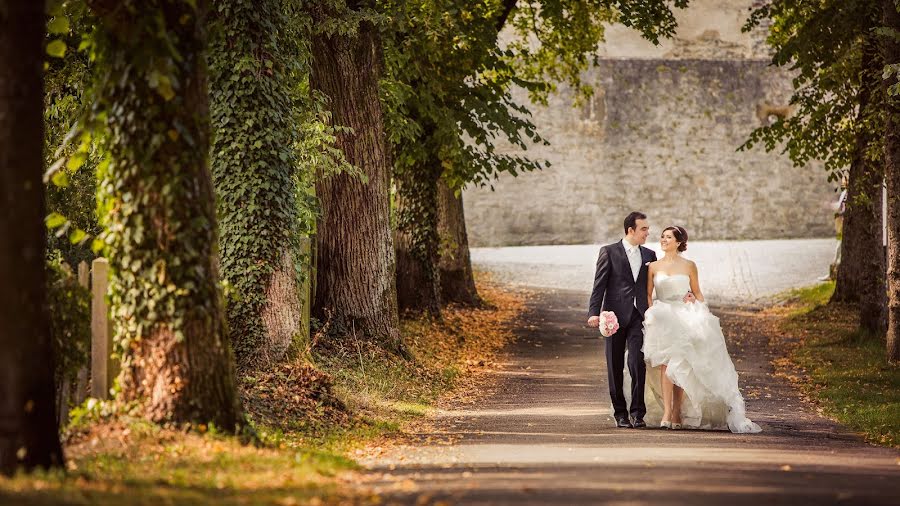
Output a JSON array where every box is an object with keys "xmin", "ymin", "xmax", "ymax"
[
  {"xmin": 740, "ymin": 1, "xmax": 884, "ymax": 181},
  {"xmin": 43, "ymin": 1, "xmax": 102, "ymax": 267},
  {"xmin": 46, "ymin": 254, "xmax": 91, "ymax": 389},
  {"xmin": 209, "ymin": 0, "xmax": 358, "ymax": 363},
  {"xmin": 209, "ymin": 0, "xmax": 307, "ymax": 365},
  {"xmin": 885, "ymin": 63, "xmax": 900, "ymax": 96},
  {"xmin": 82, "ymin": 0, "xmax": 225, "ymax": 354},
  {"xmin": 382, "ymin": 1, "xmax": 543, "ymax": 296},
  {"xmin": 604, "ymin": 0, "xmax": 688, "ymax": 45},
  {"xmin": 381, "ymin": 1, "xmax": 689, "ymax": 305}
]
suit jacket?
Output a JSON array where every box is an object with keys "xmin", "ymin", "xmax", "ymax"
[{"xmin": 588, "ymin": 240, "xmax": 657, "ymax": 325}]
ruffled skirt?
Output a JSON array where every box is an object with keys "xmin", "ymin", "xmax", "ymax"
[{"xmin": 637, "ymin": 300, "xmax": 761, "ymax": 433}]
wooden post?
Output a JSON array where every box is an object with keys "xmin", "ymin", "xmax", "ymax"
[{"xmin": 90, "ymin": 258, "xmax": 116, "ymax": 399}]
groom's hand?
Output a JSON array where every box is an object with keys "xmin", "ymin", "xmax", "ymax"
[
  {"xmin": 587, "ymin": 315, "xmax": 600, "ymax": 328},
  {"xmin": 683, "ymin": 291, "xmax": 696, "ymax": 303}
]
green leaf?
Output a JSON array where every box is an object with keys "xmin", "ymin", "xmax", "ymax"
[
  {"xmin": 45, "ymin": 212, "xmax": 67, "ymax": 229},
  {"xmin": 46, "ymin": 0, "xmax": 64, "ymax": 17},
  {"xmin": 51, "ymin": 169, "xmax": 69, "ymax": 188},
  {"xmin": 155, "ymin": 74, "xmax": 176, "ymax": 101},
  {"xmin": 69, "ymin": 229, "xmax": 88, "ymax": 245},
  {"xmin": 46, "ymin": 40, "xmax": 67, "ymax": 58},
  {"xmin": 67, "ymin": 151, "xmax": 87, "ymax": 172},
  {"xmin": 48, "ymin": 17, "xmax": 70, "ymax": 35}
]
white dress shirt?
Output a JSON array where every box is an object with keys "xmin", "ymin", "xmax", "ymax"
[{"xmin": 622, "ymin": 239, "xmax": 641, "ymax": 282}]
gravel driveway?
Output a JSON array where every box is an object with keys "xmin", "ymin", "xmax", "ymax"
[{"xmin": 471, "ymin": 238, "xmax": 838, "ymax": 304}]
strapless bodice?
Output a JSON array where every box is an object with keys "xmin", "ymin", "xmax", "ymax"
[{"xmin": 654, "ymin": 273, "xmax": 691, "ymax": 303}]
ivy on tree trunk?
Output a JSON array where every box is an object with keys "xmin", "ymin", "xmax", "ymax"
[
  {"xmin": 209, "ymin": 0, "xmax": 304, "ymax": 369},
  {"xmin": 0, "ymin": 0, "xmax": 65, "ymax": 475},
  {"xmin": 437, "ymin": 179, "xmax": 481, "ymax": 306},
  {"xmin": 395, "ymin": 148, "xmax": 442, "ymax": 316},
  {"xmin": 90, "ymin": 0, "xmax": 244, "ymax": 427}
]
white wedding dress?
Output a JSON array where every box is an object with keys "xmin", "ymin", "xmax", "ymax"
[{"xmin": 638, "ymin": 272, "xmax": 762, "ymax": 433}]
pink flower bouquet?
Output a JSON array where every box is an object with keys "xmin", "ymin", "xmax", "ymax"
[{"xmin": 598, "ymin": 310, "xmax": 619, "ymax": 337}]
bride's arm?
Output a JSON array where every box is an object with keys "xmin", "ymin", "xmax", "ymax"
[
  {"xmin": 689, "ymin": 261, "xmax": 705, "ymax": 302},
  {"xmin": 646, "ymin": 263, "xmax": 655, "ymax": 308}
]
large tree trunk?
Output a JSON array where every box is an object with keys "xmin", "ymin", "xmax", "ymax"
[
  {"xmin": 437, "ymin": 180, "xmax": 481, "ymax": 306},
  {"xmin": 395, "ymin": 153, "xmax": 442, "ymax": 316},
  {"xmin": 210, "ymin": 0, "xmax": 302, "ymax": 369},
  {"xmin": 310, "ymin": 14, "xmax": 404, "ymax": 353},
  {"xmin": 883, "ymin": 0, "xmax": 900, "ymax": 363},
  {"xmin": 0, "ymin": 0, "xmax": 65, "ymax": 475},
  {"xmin": 92, "ymin": 0, "xmax": 243, "ymax": 427},
  {"xmin": 832, "ymin": 35, "xmax": 887, "ymax": 335}
]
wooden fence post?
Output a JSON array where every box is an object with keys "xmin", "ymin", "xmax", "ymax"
[{"xmin": 90, "ymin": 258, "xmax": 116, "ymax": 400}]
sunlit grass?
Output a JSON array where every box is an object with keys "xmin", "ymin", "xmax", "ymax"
[
  {"xmin": 773, "ymin": 281, "xmax": 900, "ymax": 447},
  {"xmin": 1, "ymin": 278, "xmax": 526, "ymax": 504}
]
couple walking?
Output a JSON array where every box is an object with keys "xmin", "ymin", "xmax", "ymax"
[{"xmin": 587, "ymin": 212, "xmax": 761, "ymax": 433}]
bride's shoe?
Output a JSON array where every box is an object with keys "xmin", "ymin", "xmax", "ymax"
[
  {"xmin": 671, "ymin": 422, "xmax": 683, "ymax": 430},
  {"xmin": 660, "ymin": 420, "xmax": 672, "ymax": 429}
]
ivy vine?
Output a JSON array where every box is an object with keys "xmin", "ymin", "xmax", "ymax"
[
  {"xmin": 84, "ymin": 0, "xmax": 226, "ymax": 358},
  {"xmin": 209, "ymin": 0, "xmax": 305, "ymax": 367}
]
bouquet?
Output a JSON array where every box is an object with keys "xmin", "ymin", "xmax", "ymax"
[{"xmin": 598, "ymin": 311, "xmax": 619, "ymax": 337}]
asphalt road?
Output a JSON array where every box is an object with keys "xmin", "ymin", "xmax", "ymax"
[{"xmin": 362, "ymin": 264, "xmax": 899, "ymax": 505}]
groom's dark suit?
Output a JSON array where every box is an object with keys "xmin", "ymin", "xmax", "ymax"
[{"xmin": 588, "ymin": 240, "xmax": 656, "ymax": 422}]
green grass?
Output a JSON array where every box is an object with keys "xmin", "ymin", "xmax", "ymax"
[
  {"xmin": 775, "ymin": 282, "xmax": 900, "ymax": 447},
  {"xmin": 0, "ymin": 418, "xmax": 365, "ymax": 505},
  {"xmin": 783, "ymin": 280, "xmax": 835, "ymax": 310}
]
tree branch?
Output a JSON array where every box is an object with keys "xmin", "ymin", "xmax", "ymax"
[{"xmin": 495, "ymin": 0, "xmax": 518, "ymax": 32}]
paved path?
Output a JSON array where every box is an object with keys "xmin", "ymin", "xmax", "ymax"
[{"xmin": 363, "ymin": 243, "xmax": 899, "ymax": 505}]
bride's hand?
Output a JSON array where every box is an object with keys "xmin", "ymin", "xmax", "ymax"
[{"xmin": 683, "ymin": 291, "xmax": 696, "ymax": 303}]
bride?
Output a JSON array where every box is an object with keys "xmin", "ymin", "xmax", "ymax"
[{"xmin": 641, "ymin": 226, "xmax": 761, "ymax": 433}]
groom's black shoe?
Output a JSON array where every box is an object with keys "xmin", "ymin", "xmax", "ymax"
[
  {"xmin": 615, "ymin": 416, "xmax": 633, "ymax": 428},
  {"xmin": 632, "ymin": 418, "xmax": 647, "ymax": 428}
]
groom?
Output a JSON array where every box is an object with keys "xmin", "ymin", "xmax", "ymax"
[{"xmin": 587, "ymin": 211, "xmax": 656, "ymax": 428}]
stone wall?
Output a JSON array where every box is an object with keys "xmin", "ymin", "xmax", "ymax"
[
  {"xmin": 463, "ymin": 1, "xmax": 836, "ymax": 247},
  {"xmin": 464, "ymin": 59, "xmax": 834, "ymax": 246}
]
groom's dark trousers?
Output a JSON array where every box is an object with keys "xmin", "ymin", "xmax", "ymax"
[
  {"xmin": 588, "ymin": 241, "xmax": 656, "ymax": 422},
  {"xmin": 606, "ymin": 307, "xmax": 645, "ymax": 420}
]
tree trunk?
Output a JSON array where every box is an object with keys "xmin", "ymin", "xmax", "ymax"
[
  {"xmin": 0, "ymin": 0, "xmax": 65, "ymax": 474},
  {"xmin": 437, "ymin": 180, "xmax": 481, "ymax": 306},
  {"xmin": 210, "ymin": 0, "xmax": 302, "ymax": 369},
  {"xmin": 310, "ymin": 17, "xmax": 404, "ymax": 353},
  {"xmin": 832, "ymin": 35, "xmax": 887, "ymax": 335},
  {"xmin": 395, "ymin": 153, "xmax": 442, "ymax": 316},
  {"xmin": 92, "ymin": 0, "xmax": 243, "ymax": 427},
  {"xmin": 883, "ymin": 0, "xmax": 900, "ymax": 363}
]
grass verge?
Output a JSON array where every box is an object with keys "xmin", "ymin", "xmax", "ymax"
[
  {"xmin": 768, "ymin": 281, "xmax": 900, "ymax": 447},
  {"xmin": 0, "ymin": 276, "xmax": 526, "ymax": 504}
]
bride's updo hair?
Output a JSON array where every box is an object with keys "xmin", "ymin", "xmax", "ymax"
[{"xmin": 662, "ymin": 226, "xmax": 688, "ymax": 252}]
